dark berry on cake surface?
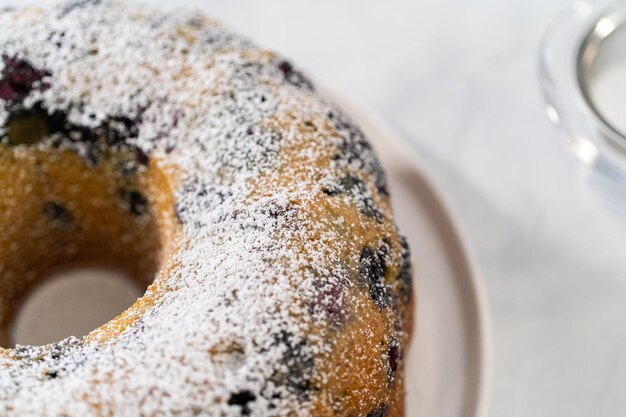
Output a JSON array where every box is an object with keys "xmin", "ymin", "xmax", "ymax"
[
  {"xmin": 133, "ymin": 147, "xmax": 148, "ymax": 166},
  {"xmin": 366, "ymin": 405, "xmax": 390, "ymax": 417},
  {"xmin": 312, "ymin": 273, "xmax": 349, "ymax": 327},
  {"xmin": 276, "ymin": 59, "xmax": 315, "ymax": 91},
  {"xmin": 359, "ymin": 244, "xmax": 393, "ymax": 308},
  {"xmin": 396, "ymin": 236, "xmax": 413, "ymax": 304},
  {"xmin": 58, "ymin": 0, "xmax": 103, "ymax": 18},
  {"xmin": 322, "ymin": 175, "xmax": 383, "ymax": 221},
  {"xmin": 227, "ymin": 390, "xmax": 256, "ymax": 416},
  {"xmin": 42, "ymin": 369, "xmax": 59, "ymax": 380},
  {"xmin": 43, "ymin": 202, "xmax": 72, "ymax": 226},
  {"xmin": 103, "ymin": 115, "xmax": 141, "ymax": 146},
  {"xmin": 268, "ymin": 331, "xmax": 314, "ymax": 400},
  {"xmin": 329, "ymin": 110, "xmax": 389, "ymax": 196},
  {"xmin": 0, "ymin": 56, "xmax": 49, "ymax": 103},
  {"xmin": 120, "ymin": 189, "xmax": 149, "ymax": 216},
  {"xmin": 388, "ymin": 339, "xmax": 400, "ymax": 382},
  {"xmin": 262, "ymin": 199, "xmax": 295, "ymax": 220}
]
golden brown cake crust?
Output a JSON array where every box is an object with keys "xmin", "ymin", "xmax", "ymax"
[{"xmin": 0, "ymin": 1, "xmax": 414, "ymax": 416}]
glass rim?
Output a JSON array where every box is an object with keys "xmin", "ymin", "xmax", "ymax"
[{"xmin": 539, "ymin": 0, "xmax": 626, "ymax": 186}]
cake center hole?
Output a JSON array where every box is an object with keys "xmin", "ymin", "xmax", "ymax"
[
  {"xmin": 0, "ymin": 142, "xmax": 177, "ymax": 348},
  {"xmin": 9, "ymin": 267, "xmax": 143, "ymax": 347}
]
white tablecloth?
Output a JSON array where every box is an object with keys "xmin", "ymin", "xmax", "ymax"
[{"xmin": 5, "ymin": 1, "xmax": 624, "ymax": 416}]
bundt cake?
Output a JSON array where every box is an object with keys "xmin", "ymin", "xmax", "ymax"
[{"xmin": 0, "ymin": 1, "xmax": 414, "ymax": 416}]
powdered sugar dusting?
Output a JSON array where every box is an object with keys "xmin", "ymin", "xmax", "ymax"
[{"xmin": 0, "ymin": 1, "xmax": 411, "ymax": 416}]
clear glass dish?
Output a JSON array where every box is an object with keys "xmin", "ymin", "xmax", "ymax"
[{"xmin": 540, "ymin": 0, "xmax": 626, "ymax": 206}]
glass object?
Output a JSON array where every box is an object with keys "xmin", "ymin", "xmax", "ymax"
[{"xmin": 540, "ymin": 0, "xmax": 626, "ymax": 206}]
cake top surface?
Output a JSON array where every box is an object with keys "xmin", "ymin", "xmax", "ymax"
[{"xmin": 0, "ymin": 1, "xmax": 407, "ymax": 416}]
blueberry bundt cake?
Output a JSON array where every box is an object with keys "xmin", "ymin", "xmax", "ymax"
[{"xmin": 0, "ymin": 1, "xmax": 414, "ymax": 416}]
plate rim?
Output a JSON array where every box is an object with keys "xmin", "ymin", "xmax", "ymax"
[{"xmin": 334, "ymin": 97, "xmax": 494, "ymax": 417}]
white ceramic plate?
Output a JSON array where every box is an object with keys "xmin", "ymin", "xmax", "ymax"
[{"xmin": 339, "ymin": 101, "xmax": 492, "ymax": 417}]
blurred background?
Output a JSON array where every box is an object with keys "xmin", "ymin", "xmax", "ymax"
[{"xmin": 6, "ymin": 0, "xmax": 626, "ymax": 415}]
